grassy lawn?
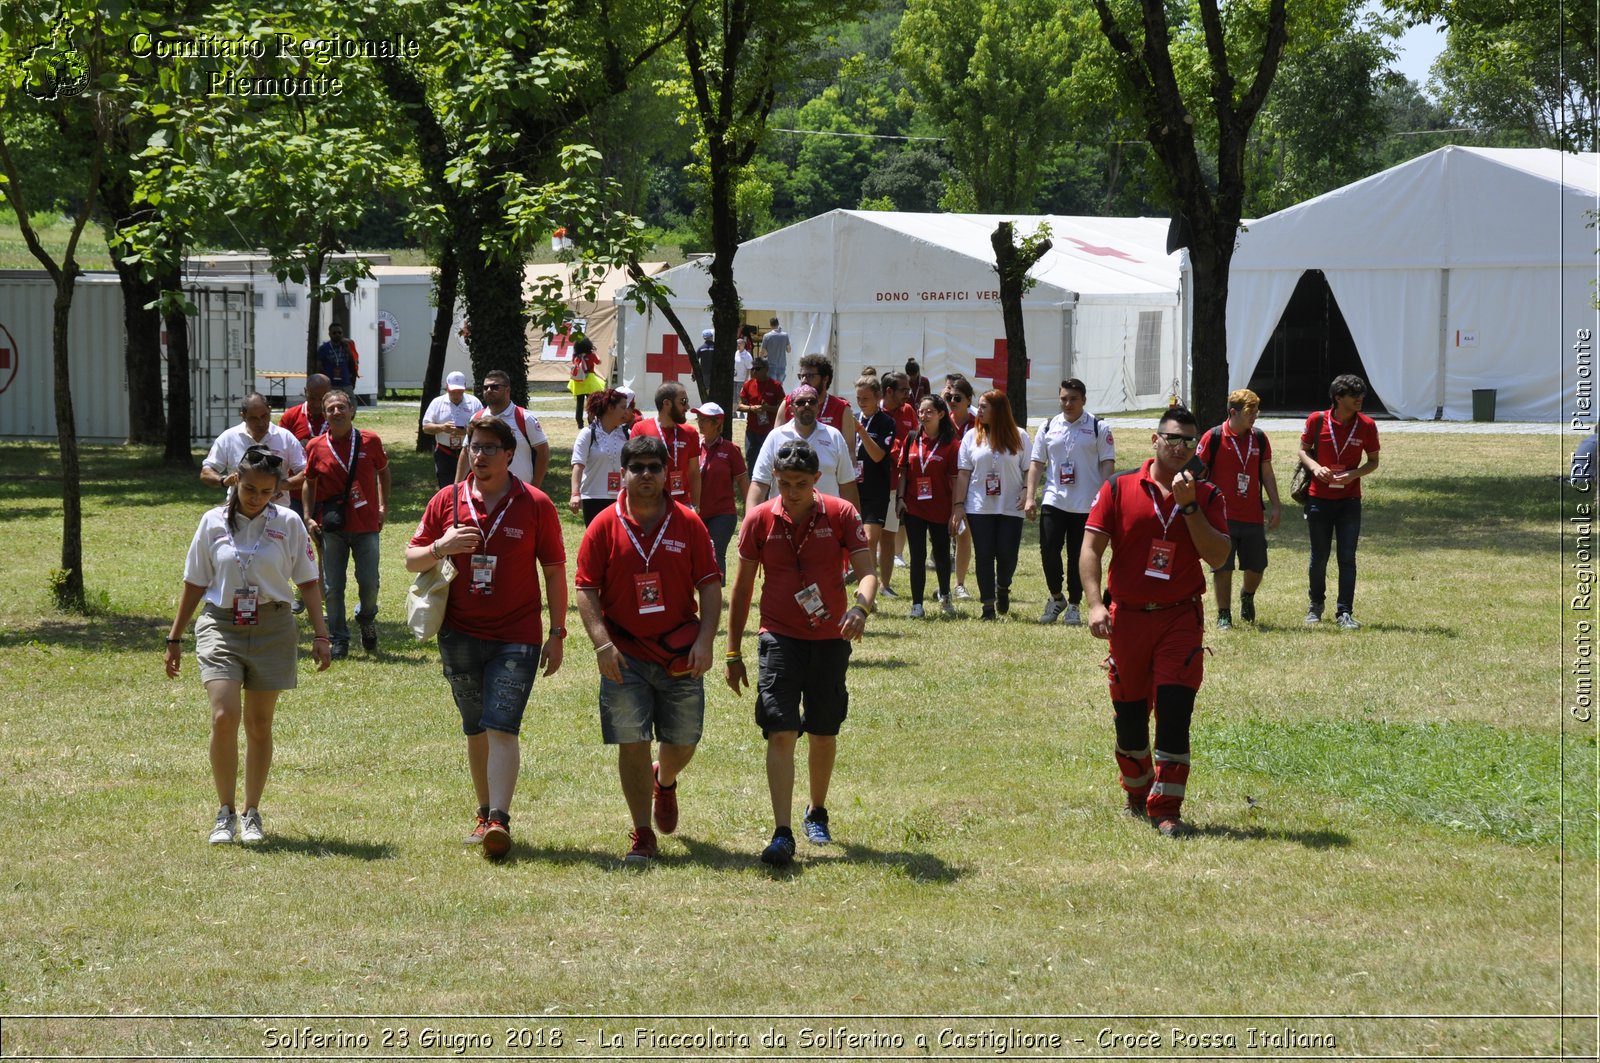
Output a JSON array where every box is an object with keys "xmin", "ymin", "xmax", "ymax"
[{"xmin": 0, "ymin": 408, "xmax": 1593, "ymax": 1057}]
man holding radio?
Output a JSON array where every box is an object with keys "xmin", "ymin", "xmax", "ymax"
[{"xmin": 575, "ymin": 435, "xmax": 721, "ymax": 865}]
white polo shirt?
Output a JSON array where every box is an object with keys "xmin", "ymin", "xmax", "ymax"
[
  {"xmin": 959, "ymin": 429, "xmax": 1032, "ymax": 516},
  {"xmin": 472, "ymin": 404, "xmax": 549, "ymax": 484},
  {"xmin": 1031, "ymin": 411, "xmax": 1115, "ymax": 513},
  {"xmin": 423, "ymin": 392, "xmax": 484, "ymax": 446},
  {"xmin": 202, "ymin": 423, "xmax": 307, "ymax": 506},
  {"xmin": 750, "ymin": 420, "xmax": 854, "ymax": 497},
  {"xmin": 183, "ymin": 504, "xmax": 319, "ymax": 608}
]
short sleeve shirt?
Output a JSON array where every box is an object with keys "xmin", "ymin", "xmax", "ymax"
[
  {"xmin": 575, "ymin": 498, "xmax": 719, "ymax": 651},
  {"xmin": 572, "ymin": 423, "xmax": 631, "ymax": 499},
  {"xmin": 855, "ymin": 408, "xmax": 897, "ymax": 494},
  {"xmin": 750, "ymin": 421, "xmax": 854, "ymax": 497},
  {"xmin": 737, "ymin": 495, "xmax": 870, "ymax": 641},
  {"xmin": 184, "ymin": 504, "xmax": 318, "ymax": 608},
  {"xmin": 741, "ymin": 378, "xmax": 786, "ymax": 434},
  {"xmin": 423, "ymin": 394, "xmax": 484, "ymax": 446},
  {"xmin": 1031, "ymin": 412, "xmax": 1115, "ymax": 513},
  {"xmin": 202, "ymin": 423, "xmax": 307, "ymax": 506},
  {"xmin": 898, "ymin": 434, "xmax": 960, "ymax": 522},
  {"xmin": 278, "ymin": 402, "xmax": 326, "ymax": 445},
  {"xmin": 959, "ymin": 430, "xmax": 1031, "ymax": 516},
  {"xmin": 698, "ymin": 437, "xmax": 747, "ymax": 518},
  {"xmin": 1301, "ymin": 411, "xmax": 1379, "ymax": 500},
  {"xmin": 473, "ymin": 405, "xmax": 548, "ymax": 484},
  {"xmin": 303, "ymin": 429, "xmax": 389, "ymax": 534},
  {"xmin": 1085, "ymin": 459, "xmax": 1227, "ymax": 605},
  {"xmin": 631, "ymin": 416, "xmax": 701, "ymax": 500},
  {"xmin": 410, "ymin": 479, "xmax": 565, "ymax": 644},
  {"xmin": 1197, "ymin": 422, "xmax": 1273, "ymax": 523}
]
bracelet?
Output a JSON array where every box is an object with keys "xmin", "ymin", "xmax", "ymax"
[
  {"xmin": 165, "ymin": 638, "xmax": 181, "ymax": 645},
  {"xmin": 313, "ymin": 636, "xmax": 331, "ymax": 643},
  {"xmin": 431, "ymin": 542, "xmax": 442, "ymax": 559},
  {"xmin": 853, "ymin": 597, "xmax": 875, "ymax": 616},
  {"xmin": 595, "ymin": 641, "xmax": 614, "ymax": 654},
  {"xmin": 725, "ymin": 652, "xmax": 743, "ymax": 662}
]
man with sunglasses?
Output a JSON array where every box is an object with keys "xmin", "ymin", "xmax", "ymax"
[
  {"xmin": 746, "ymin": 384, "xmax": 859, "ymax": 511},
  {"xmin": 456, "ymin": 370, "xmax": 551, "ymax": 490},
  {"xmin": 1080, "ymin": 406, "xmax": 1230, "ymax": 839},
  {"xmin": 576, "ymin": 436, "xmax": 721, "ymax": 865},
  {"xmin": 303, "ymin": 389, "xmax": 390, "ymax": 659},
  {"xmin": 738, "ymin": 357, "xmax": 785, "ymax": 469},
  {"xmin": 1024, "ymin": 378, "xmax": 1116, "ymax": 625},
  {"xmin": 632, "ymin": 381, "xmax": 702, "ymax": 510}
]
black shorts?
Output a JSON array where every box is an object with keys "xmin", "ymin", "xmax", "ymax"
[
  {"xmin": 1216, "ymin": 521, "xmax": 1269, "ymax": 573},
  {"xmin": 857, "ymin": 482, "xmax": 890, "ymax": 525},
  {"xmin": 755, "ymin": 631, "xmax": 851, "ymax": 737}
]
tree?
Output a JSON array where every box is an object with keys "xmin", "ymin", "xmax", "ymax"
[
  {"xmin": 990, "ymin": 221, "xmax": 1051, "ymax": 423},
  {"xmin": 892, "ymin": 0, "xmax": 1076, "ymax": 211},
  {"xmin": 1084, "ymin": 0, "xmax": 1290, "ymax": 421}
]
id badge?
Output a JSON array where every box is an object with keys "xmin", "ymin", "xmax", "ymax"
[
  {"xmin": 1326, "ymin": 463, "xmax": 1347, "ymax": 488},
  {"xmin": 794, "ymin": 582, "xmax": 830, "ymax": 628},
  {"xmin": 350, "ymin": 480, "xmax": 368, "ymax": 509},
  {"xmin": 607, "ymin": 469, "xmax": 622, "ymax": 493},
  {"xmin": 1236, "ymin": 472, "xmax": 1251, "ymax": 496},
  {"xmin": 232, "ymin": 586, "xmax": 259, "ymax": 626},
  {"xmin": 1059, "ymin": 461, "xmax": 1076, "ymax": 486},
  {"xmin": 669, "ymin": 469, "xmax": 686, "ymax": 496},
  {"xmin": 470, "ymin": 554, "xmax": 497, "ymax": 595},
  {"xmin": 985, "ymin": 472, "xmax": 1002, "ymax": 497},
  {"xmin": 634, "ymin": 572, "xmax": 665, "ymax": 614},
  {"xmin": 1145, "ymin": 539, "xmax": 1175, "ymax": 580},
  {"xmin": 915, "ymin": 476, "xmax": 933, "ymax": 501}
]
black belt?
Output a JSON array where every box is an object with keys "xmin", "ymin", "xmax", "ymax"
[{"xmin": 1114, "ymin": 595, "xmax": 1201, "ymax": 613}]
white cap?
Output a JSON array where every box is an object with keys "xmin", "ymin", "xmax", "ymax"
[
  {"xmin": 445, "ymin": 371, "xmax": 467, "ymax": 390},
  {"xmin": 702, "ymin": 328, "xmax": 715, "ymax": 339},
  {"xmin": 617, "ymin": 386, "xmax": 636, "ymax": 403},
  {"xmin": 691, "ymin": 402, "xmax": 726, "ymax": 419}
]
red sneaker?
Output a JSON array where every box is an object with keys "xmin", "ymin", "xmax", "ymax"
[
  {"xmin": 482, "ymin": 820, "xmax": 511, "ymax": 860},
  {"xmin": 1156, "ymin": 817, "xmax": 1195, "ymax": 839},
  {"xmin": 464, "ymin": 815, "xmax": 489, "ymax": 845},
  {"xmin": 625, "ymin": 827, "xmax": 658, "ymax": 865},
  {"xmin": 652, "ymin": 762, "xmax": 679, "ymax": 835}
]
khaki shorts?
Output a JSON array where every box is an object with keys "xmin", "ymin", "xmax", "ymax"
[{"xmin": 196, "ymin": 603, "xmax": 300, "ymax": 690}]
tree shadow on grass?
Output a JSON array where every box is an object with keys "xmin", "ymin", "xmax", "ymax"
[
  {"xmin": 1188, "ymin": 822, "xmax": 1351, "ymax": 849},
  {"xmin": 1290, "ymin": 620, "xmax": 1460, "ymax": 637},
  {"xmin": 848, "ymin": 657, "xmax": 916, "ymax": 670},
  {"xmin": 0, "ymin": 616, "xmax": 172, "ymax": 653}
]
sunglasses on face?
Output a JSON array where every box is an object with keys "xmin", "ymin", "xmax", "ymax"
[
  {"xmin": 1157, "ymin": 432, "xmax": 1198, "ymax": 448},
  {"xmin": 627, "ymin": 462, "xmax": 665, "ymax": 475},
  {"xmin": 482, "ymin": 383, "xmax": 505, "ymax": 391},
  {"xmin": 468, "ymin": 443, "xmax": 504, "ymax": 455},
  {"xmin": 792, "ymin": 398, "xmax": 819, "ymax": 407},
  {"xmin": 798, "ymin": 372, "xmax": 819, "ymax": 380}
]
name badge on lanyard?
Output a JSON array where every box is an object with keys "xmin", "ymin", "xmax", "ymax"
[
  {"xmin": 1236, "ymin": 472, "xmax": 1251, "ymax": 496},
  {"xmin": 470, "ymin": 554, "xmax": 498, "ymax": 594},
  {"xmin": 635, "ymin": 572, "xmax": 665, "ymax": 614},
  {"xmin": 1144, "ymin": 488, "xmax": 1179, "ymax": 580},
  {"xmin": 984, "ymin": 471, "xmax": 1002, "ymax": 497},
  {"xmin": 794, "ymin": 582, "xmax": 829, "ymax": 628},
  {"xmin": 1059, "ymin": 460, "xmax": 1076, "ymax": 486},
  {"xmin": 668, "ymin": 469, "xmax": 686, "ymax": 496},
  {"xmin": 226, "ymin": 514, "xmax": 267, "ymax": 624},
  {"xmin": 232, "ymin": 586, "xmax": 260, "ymax": 625},
  {"xmin": 607, "ymin": 469, "xmax": 622, "ymax": 493}
]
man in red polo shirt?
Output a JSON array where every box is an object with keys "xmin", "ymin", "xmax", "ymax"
[
  {"xmin": 1196, "ymin": 388, "xmax": 1282, "ymax": 629},
  {"xmin": 576, "ymin": 435, "xmax": 721, "ymax": 865},
  {"xmin": 302, "ymin": 389, "xmax": 390, "ymax": 659},
  {"xmin": 632, "ymin": 381, "xmax": 701, "ymax": 509},
  {"xmin": 1081, "ymin": 406, "xmax": 1230, "ymax": 838},
  {"xmin": 725, "ymin": 438, "xmax": 878, "ymax": 866}
]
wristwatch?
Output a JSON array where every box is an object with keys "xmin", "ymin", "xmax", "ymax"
[
  {"xmin": 1180, "ymin": 502, "xmax": 1199, "ymax": 515},
  {"xmin": 549, "ymin": 626, "xmax": 568, "ymax": 639}
]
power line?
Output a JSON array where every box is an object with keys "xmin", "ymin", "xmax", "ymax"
[{"xmin": 772, "ymin": 126, "xmax": 945, "ymax": 142}]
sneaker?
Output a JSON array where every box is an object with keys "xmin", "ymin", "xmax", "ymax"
[
  {"xmin": 1063, "ymin": 603, "xmax": 1082, "ymax": 626},
  {"xmin": 1239, "ymin": 595, "xmax": 1256, "ymax": 623},
  {"xmin": 239, "ymin": 807, "xmax": 264, "ymax": 844},
  {"xmin": 954, "ymin": 584, "xmax": 972, "ymax": 601},
  {"xmin": 330, "ymin": 642, "xmax": 349, "ymax": 660},
  {"xmin": 910, "ymin": 603, "xmax": 925, "ymax": 619},
  {"xmin": 760, "ymin": 829, "xmax": 796, "ymax": 866},
  {"xmin": 1304, "ymin": 608, "xmax": 1323, "ymax": 625},
  {"xmin": 209, "ymin": 806, "xmax": 238, "ymax": 845},
  {"xmin": 879, "ymin": 584, "xmax": 899, "ymax": 599},
  {"xmin": 625, "ymin": 827, "xmax": 658, "ymax": 865},
  {"xmin": 940, "ymin": 597, "xmax": 956, "ymax": 616},
  {"xmin": 996, "ymin": 588, "xmax": 1010, "ymax": 615},
  {"xmin": 1156, "ymin": 817, "xmax": 1195, "ymax": 839},
  {"xmin": 359, "ymin": 618, "xmax": 378, "ymax": 655},
  {"xmin": 802, "ymin": 805, "xmax": 832, "ymax": 845},
  {"xmin": 1336, "ymin": 612, "xmax": 1362, "ymax": 630},
  {"xmin": 893, "ymin": 555, "xmax": 907, "ymax": 569},
  {"xmin": 652, "ymin": 762, "xmax": 679, "ymax": 835},
  {"xmin": 980, "ymin": 605, "xmax": 996, "ymax": 621},
  {"xmin": 482, "ymin": 814, "xmax": 511, "ymax": 860},
  {"xmin": 464, "ymin": 813, "xmax": 490, "ymax": 845},
  {"xmin": 1039, "ymin": 597, "xmax": 1067, "ymax": 624},
  {"xmin": 1216, "ymin": 612, "xmax": 1233, "ymax": 631},
  {"xmin": 1121, "ymin": 792, "xmax": 1148, "ymax": 819}
]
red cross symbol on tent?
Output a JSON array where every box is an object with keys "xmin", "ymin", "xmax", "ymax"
[
  {"xmin": 1067, "ymin": 236, "xmax": 1140, "ymax": 263},
  {"xmin": 646, "ymin": 333, "xmax": 693, "ymax": 382},
  {"xmin": 379, "ymin": 318, "xmax": 394, "ymax": 350},
  {"xmin": 548, "ymin": 328, "xmax": 573, "ymax": 360},
  {"xmin": 975, "ymin": 338, "xmax": 1029, "ymax": 392}
]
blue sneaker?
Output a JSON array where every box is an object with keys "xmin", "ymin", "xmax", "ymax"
[
  {"xmin": 802, "ymin": 805, "xmax": 832, "ymax": 845},
  {"xmin": 760, "ymin": 829, "xmax": 796, "ymax": 866}
]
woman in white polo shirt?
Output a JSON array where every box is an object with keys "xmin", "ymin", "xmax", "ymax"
[
  {"xmin": 570, "ymin": 388, "xmax": 634, "ymax": 526},
  {"xmin": 165, "ymin": 445, "xmax": 332, "ymax": 846},
  {"xmin": 952, "ymin": 390, "xmax": 1030, "ymax": 621}
]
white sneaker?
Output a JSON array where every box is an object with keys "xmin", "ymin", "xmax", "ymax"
[
  {"xmin": 940, "ymin": 597, "xmax": 956, "ymax": 615},
  {"xmin": 209, "ymin": 806, "xmax": 238, "ymax": 845},
  {"xmin": 954, "ymin": 585, "xmax": 972, "ymax": 601},
  {"xmin": 893, "ymin": 555, "xmax": 907, "ymax": 569},
  {"xmin": 239, "ymin": 807, "xmax": 264, "ymax": 844},
  {"xmin": 1040, "ymin": 597, "xmax": 1066, "ymax": 624},
  {"xmin": 1063, "ymin": 603, "xmax": 1082, "ymax": 626},
  {"xmin": 910, "ymin": 603, "xmax": 926, "ymax": 619}
]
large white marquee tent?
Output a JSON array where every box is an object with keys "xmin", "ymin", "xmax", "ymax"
[
  {"xmin": 616, "ymin": 210, "xmax": 1186, "ymax": 421},
  {"xmin": 1227, "ymin": 146, "xmax": 1600, "ymax": 422}
]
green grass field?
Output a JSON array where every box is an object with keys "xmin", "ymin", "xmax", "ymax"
[{"xmin": 0, "ymin": 408, "xmax": 1593, "ymax": 1059}]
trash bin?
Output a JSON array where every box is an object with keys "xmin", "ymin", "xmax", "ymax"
[{"xmin": 1472, "ymin": 388, "xmax": 1497, "ymax": 422}]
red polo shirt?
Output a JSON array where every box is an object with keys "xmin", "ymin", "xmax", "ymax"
[
  {"xmin": 888, "ymin": 402, "xmax": 919, "ymax": 490},
  {"xmin": 1301, "ymin": 410, "xmax": 1380, "ymax": 500},
  {"xmin": 1085, "ymin": 459, "xmax": 1227, "ymax": 606},
  {"xmin": 303, "ymin": 429, "xmax": 389, "ymax": 534},
  {"xmin": 1197, "ymin": 422, "xmax": 1273, "ymax": 524},
  {"xmin": 737, "ymin": 494, "xmax": 870, "ymax": 641},
  {"xmin": 410, "ymin": 478, "xmax": 566, "ymax": 644},
  {"xmin": 278, "ymin": 402, "xmax": 326, "ymax": 444},
  {"xmin": 741, "ymin": 377, "xmax": 786, "ymax": 434},
  {"xmin": 631, "ymin": 416, "xmax": 701, "ymax": 500},
  {"xmin": 576, "ymin": 497, "xmax": 719, "ymax": 657},
  {"xmin": 698, "ymin": 437, "xmax": 746, "ymax": 518},
  {"xmin": 897, "ymin": 433, "xmax": 960, "ymax": 522}
]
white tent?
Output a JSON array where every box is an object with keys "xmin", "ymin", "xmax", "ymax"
[
  {"xmin": 616, "ymin": 210, "xmax": 1186, "ymax": 420},
  {"xmin": 1227, "ymin": 146, "xmax": 1600, "ymax": 421}
]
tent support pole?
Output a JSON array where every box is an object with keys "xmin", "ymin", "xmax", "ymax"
[{"xmin": 1434, "ymin": 268, "xmax": 1449, "ymax": 420}]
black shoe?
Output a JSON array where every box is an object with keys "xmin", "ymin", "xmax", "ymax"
[
  {"xmin": 996, "ymin": 588, "xmax": 1009, "ymax": 614},
  {"xmin": 359, "ymin": 618, "xmax": 378, "ymax": 655},
  {"xmin": 760, "ymin": 828, "xmax": 796, "ymax": 866},
  {"xmin": 980, "ymin": 604, "xmax": 997, "ymax": 621},
  {"xmin": 1239, "ymin": 594, "xmax": 1255, "ymax": 623},
  {"xmin": 329, "ymin": 642, "xmax": 349, "ymax": 660}
]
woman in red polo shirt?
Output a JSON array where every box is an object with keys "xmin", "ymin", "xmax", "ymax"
[
  {"xmin": 896, "ymin": 394, "xmax": 959, "ymax": 618},
  {"xmin": 692, "ymin": 401, "xmax": 748, "ymax": 578}
]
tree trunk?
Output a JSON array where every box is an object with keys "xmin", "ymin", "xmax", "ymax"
[
  {"xmin": 1185, "ymin": 222, "xmax": 1232, "ymax": 423},
  {"xmin": 110, "ymin": 245, "xmax": 166, "ymax": 444},
  {"xmin": 305, "ymin": 251, "xmax": 325, "ymax": 379},
  {"xmin": 991, "ymin": 222, "xmax": 1050, "ymax": 426},
  {"xmin": 457, "ymin": 186, "xmax": 531, "ymax": 406},
  {"xmin": 161, "ymin": 262, "xmax": 195, "ymax": 467},
  {"xmin": 417, "ymin": 242, "xmax": 459, "ymax": 451},
  {"xmin": 51, "ymin": 276, "xmax": 85, "ymax": 611}
]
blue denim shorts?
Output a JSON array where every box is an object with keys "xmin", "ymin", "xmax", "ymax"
[
  {"xmin": 438, "ymin": 627, "xmax": 539, "ymax": 736},
  {"xmin": 599, "ymin": 653, "xmax": 705, "ymax": 746}
]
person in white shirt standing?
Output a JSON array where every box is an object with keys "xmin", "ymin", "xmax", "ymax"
[
  {"xmin": 746, "ymin": 384, "xmax": 859, "ymax": 511},
  {"xmin": 421, "ymin": 371, "xmax": 484, "ymax": 489},
  {"xmin": 1024, "ymin": 378, "xmax": 1115, "ymax": 625},
  {"xmin": 953, "ymin": 390, "xmax": 1031, "ymax": 621},
  {"xmin": 201, "ymin": 392, "xmax": 307, "ymax": 508},
  {"xmin": 457, "ymin": 369, "xmax": 551, "ymax": 489}
]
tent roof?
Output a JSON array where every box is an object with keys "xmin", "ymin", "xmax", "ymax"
[{"xmin": 1232, "ymin": 146, "xmax": 1600, "ymax": 271}]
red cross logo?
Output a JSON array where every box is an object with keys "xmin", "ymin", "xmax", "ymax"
[
  {"xmin": 975, "ymin": 338, "xmax": 1029, "ymax": 392},
  {"xmin": 0, "ymin": 321, "xmax": 16, "ymax": 396},
  {"xmin": 1068, "ymin": 237, "xmax": 1141, "ymax": 262},
  {"xmin": 645, "ymin": 333, "xmax": 693, "ymax": 382},
  {"xmin": 549, "ymin": 328, "xmax": 572, "ymax": 360},
  {"xmin": 379, "ymin": 319, "xmax": 394, "ymax": 348}
]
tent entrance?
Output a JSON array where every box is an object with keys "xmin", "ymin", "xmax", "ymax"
[{"xmin": 1245, "ymin": 269, "xmax": 1387, "ymax": 415}]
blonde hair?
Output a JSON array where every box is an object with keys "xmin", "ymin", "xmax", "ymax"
[{"xmin": 1227, "ymin": 388, "xmax": 1261, "ymax": 412}]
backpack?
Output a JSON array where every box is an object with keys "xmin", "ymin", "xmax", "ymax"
[{"xmin": 1197, "ymin": 424, "xmax": 1267, "ymax": 483}]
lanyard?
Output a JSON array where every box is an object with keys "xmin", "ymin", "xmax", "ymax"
[
  {"xmin": 328, "ymin": 430, "xmax": 357, "ymax": 474},
  {"xmin": 223, "ymin": 508, "xmax": 271, "ymax": 583},
  {"xmin": 779, "ymin": 498, "xmax": 824, "ymax": 577},
  {"xmin": 619, "ymin": 498, "xmax": 673, "ymax": 571},
  {"xmin": 459, "ymin": 478, "xmax": 518, "ymax": 547},
  {"xmin": 1143, "ymin": 481, "xmax": 1180, "ymax": 538},
  {"xmin": 1226, "ymin": 427, "xmax": 1256, "ymax": 471},
  {"xmin": 915, "ymin": 434, "xmax": 940, "ymax": 476},
  {"xmin": 1325, "ymin": 411, "xmax": 1359, "ymax": 465}
]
